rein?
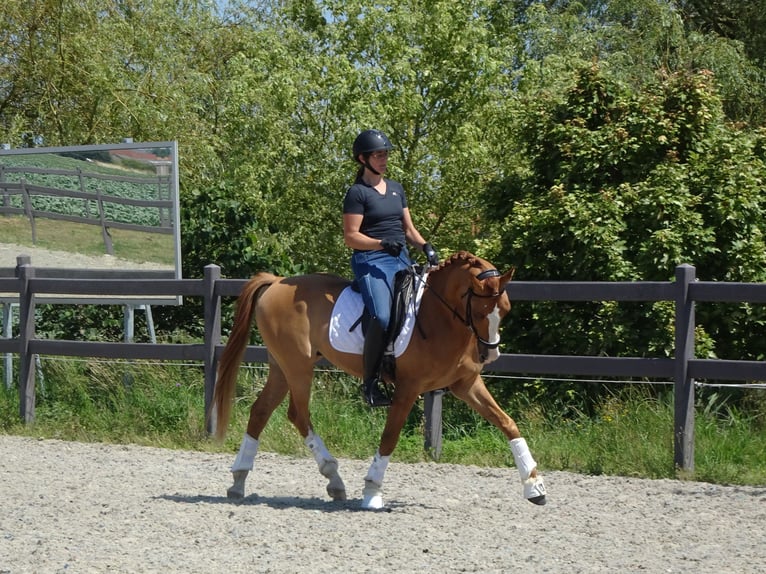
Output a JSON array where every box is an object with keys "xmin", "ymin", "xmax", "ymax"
[{"xmin": 423, "ymin": 267, "xmax": 503, "ymax": 350}]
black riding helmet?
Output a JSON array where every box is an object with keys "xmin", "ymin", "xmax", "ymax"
[{"xmin": 353, "ymin": 130, "xmax": 393, "ymax": 172}]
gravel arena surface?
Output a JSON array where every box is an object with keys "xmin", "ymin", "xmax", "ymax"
[
  {"xmin": 2, "ymin": 242, "xmax": 766, "ymax": 572},
  {"xmin": 0, "ymin": 242, "xmax": 173, "ymax": 272},
  {"xmin": 1, "ymin": 436, "xmax": 765, "ymax": 573}
]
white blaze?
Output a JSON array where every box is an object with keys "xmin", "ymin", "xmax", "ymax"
[{"xmin": 485, "ymin": 304, "xmax": 502, "ymax": 363}]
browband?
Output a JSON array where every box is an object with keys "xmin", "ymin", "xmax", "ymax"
[{"xmin": 476, "ymin": 269, "xmax": 501, "ymax": 281}]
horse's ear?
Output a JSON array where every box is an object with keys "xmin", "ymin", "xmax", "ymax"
[{"xmin": 500, "ymin": 267, "xmax": 516, "ymax": 288}]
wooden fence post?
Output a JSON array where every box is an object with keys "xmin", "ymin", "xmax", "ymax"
[
  {"xmin": 203, "ymin": 264, "xmax": 222, "ymax": 434},
  {"xmin": 20, "ymin": 179, "xmax": 37, "ymax": 244},
  {"xmin": 17, "ymin": 256, "xmax": 35, "ymax": 423},
  {"xmin": 94, "ymin": 188, "xmax": 114, "ymax": 255},
  {"xmin": 423, "ymin": 389, "xmax": 445, "ymax": 460},
  {"xmin": 674, "ymin": 264, "xmax": 696, "ymax": 473},
  {"xmin": 2, "ymin": 302, "xmax": 13, "ymax": 390}
]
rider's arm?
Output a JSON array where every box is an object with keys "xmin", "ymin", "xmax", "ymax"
[
  {"xmin": 402, "ymin": 208, "xmax": 427, "ymax": 250},
  {"xmin": 343, "ymin": 213, "xmax": 385, "ymax": 251}
]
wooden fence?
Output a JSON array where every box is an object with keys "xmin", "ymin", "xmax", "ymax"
[
  {"xmin": 2, "ymin": 258, "xmax": 766, "ymax": 473},
  {"xmin": 0, "ymin": 165, "xmax": 174, "ymax": 256}
]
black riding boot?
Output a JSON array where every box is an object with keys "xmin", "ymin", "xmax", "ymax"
[{"xmin": 362, "ymin": 319, "xmax": 391, "ymax": 407}]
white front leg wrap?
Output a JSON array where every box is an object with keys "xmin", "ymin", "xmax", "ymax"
[
  {"xmin": 509, "ymin": 437, "xmax": 536, "ymax": 480},
  {"xmin": 231, "ymin": 433, "xmax": 260, "ymax": 472},
  {"xmin": 510, "ymin": 437, "xmax": 547, "ymax": 501},
  {"xmin": 361, "ymin": 450, "xmax": 390, "ymax": 510},
  {"xmin": 364, "ymin": 450, "xmax": 390, "ymax": 486}
]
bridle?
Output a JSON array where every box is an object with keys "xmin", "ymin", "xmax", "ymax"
[
  {"xmin": 424, "ymin": 267, "xmax": 504, "ymax": 352},
  {"xmin": 464, "ymin": 268, "xmax": 503, "ymax": 350}
]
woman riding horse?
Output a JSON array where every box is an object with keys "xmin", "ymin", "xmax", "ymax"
[
  {"xmin": 213, "ymin": 251, "xmax": 547, "ymax": 510},
  {"xmin": 343, "ymin": 129, "xmax": 439, "ymax": 407}
]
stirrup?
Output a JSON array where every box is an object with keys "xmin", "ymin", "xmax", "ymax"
[{"xmin": 363, "ymin": 378, "xmax": 391, "ymax": 408}]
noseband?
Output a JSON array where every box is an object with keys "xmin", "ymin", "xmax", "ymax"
[{"xmin": 426, "ymin": 267, "xmax": 503, "ymax": 351}]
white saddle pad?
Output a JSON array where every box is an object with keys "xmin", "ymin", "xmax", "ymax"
[{"xmin": 329, "ymin": 273, "xmax": 427, "ymax": 357}]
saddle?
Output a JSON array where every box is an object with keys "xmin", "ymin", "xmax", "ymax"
[{"xmin": 350, "ymin": 266, "xmax": 421, "ymax": 375}]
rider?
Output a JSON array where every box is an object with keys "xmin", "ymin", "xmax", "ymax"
[{"xmin": 343, "ymin": 129, "xmax": 439, "ymax": 407}]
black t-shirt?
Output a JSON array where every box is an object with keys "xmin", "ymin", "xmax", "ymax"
[{"xmin": 343, "ymin": 179, "xmax": 408, "ymax": 248}]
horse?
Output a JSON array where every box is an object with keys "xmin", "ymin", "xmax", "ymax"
[{"xmin": 212, "ymin": 251, "xmax": 546, "ymax": 509}]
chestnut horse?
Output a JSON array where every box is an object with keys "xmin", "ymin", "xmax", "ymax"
[{"xmin": 212, "ymin": 251, "xmax": 546, "ymax": 509}]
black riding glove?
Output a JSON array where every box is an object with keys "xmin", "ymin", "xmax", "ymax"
[
  {"xmin": 423, "ymin": 242, "xmax": 439, "ymax": 266},
  {"xmin": 380, "ymin": 237, "xmax": 404, "ymax": 257}
]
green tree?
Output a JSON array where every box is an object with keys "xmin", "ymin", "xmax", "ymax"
[
  {"xmin": 186, "ymin": 0, "xmax": 523, "ymax": 276},
  {"xmin": 5, "ymin": 0, "xmax": 766, "ymax": 365},
  {"xmin": 4, "ymin": 0, "xmax": 765, "ymax": 283},
  {"xmin": 0, "ymin": 0, "xmax": 221, "ymax": 150},
  {"xmin": 679, "ymin": 0, "xmax": 766, "ymax": 67},
  {"xmin": 485, "ymin": 64, "xmax": 766, "ymax": 366},
  {"xmin": 501, "ymin": 0, "xmax": 766, "ymax": 124}
]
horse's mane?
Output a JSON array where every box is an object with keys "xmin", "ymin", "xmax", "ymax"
[
  {"xmin": 431, "ymin": 251, "xmax": 505, "ymax": 295},
  {"xmin": 434, "ymin": 250, "xmax": 486, "ymax": 273}
]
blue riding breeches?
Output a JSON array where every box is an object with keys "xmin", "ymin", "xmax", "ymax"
[{"xmin": 351, "ymin": 248, "xmax": 411, "ymax": 331}]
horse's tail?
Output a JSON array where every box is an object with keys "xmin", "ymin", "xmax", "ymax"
[{"xmin": 212, "ymin": 272, "xmax": 278, "ymax": 441}]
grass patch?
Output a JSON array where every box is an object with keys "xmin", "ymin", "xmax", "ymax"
[
  {"xmin": 1, "ymin": 359, "xmax": 765, "ymax": 486},
  {"xmin": 0, "ymin": 214, "xmax": 174, "ymax": 266}
]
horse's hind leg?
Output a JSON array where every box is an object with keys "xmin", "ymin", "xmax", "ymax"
[
  {"xmin": 285, "ymin": 370, "xmax": 347, "ymax": 501},
  {"xmin": 304, "ymin": 429, "xmax": 347, "ymax": 501},
  {"xmin": 228, "ymin": 434, "xmax": 258, "ymax": 499},
  {"xmin": 227, "ymin": 362, "xmax": 289, "ymax": 499}
]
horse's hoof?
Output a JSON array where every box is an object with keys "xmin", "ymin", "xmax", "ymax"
[
  {"xmin": 522, "ymin": 475, "xmax": 546, "ymax": 504},
  {"xmin": 361, "ymin": 483, "xmax": 385, "ymax": 510},
  {"xmin": 227, "ymin": 486, "xmax": 244, "ymax": 499},
  {"xmin": 361, "ymin": 494, "xmax": 385, "ymax": 510},
  {"xmin": 327, "ymin": 487, "xmax": 347, "ymax": 501},
  {"xmin": 227, "ymin": 470, "xmax": 248, "ymax": 499}
]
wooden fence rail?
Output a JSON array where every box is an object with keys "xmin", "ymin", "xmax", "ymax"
[
  {"xmin": 0, "ymin": 166, "xmax": 173, "ymax": 256},
  {"xmin": 2, "ymin": 258, "xmax": 766, "ymax": 473}
]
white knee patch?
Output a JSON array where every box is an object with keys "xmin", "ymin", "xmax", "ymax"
[
  {"xmin": 363, "ymin": 450, "xmax": 390, "ymax": 487},
  {"xmin": 231, "ymin": 433, "xmax": 259, "ymax": 472},
  {"xmin": 509, "ymin": 438, "xmax": 537, "ymax": 481}
]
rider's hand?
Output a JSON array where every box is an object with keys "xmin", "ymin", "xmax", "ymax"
[
  {"xmin": 380, "ymin": 237, "xmax": 404, "ymax": 257},
  {"xmin": 423, "ymin": 242, "xmax": 439, "ymax": 267}
]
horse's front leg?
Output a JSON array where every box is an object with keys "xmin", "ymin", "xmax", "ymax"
[
  {"xmin": 509, "ymin": 437, "xmax": 547, "ymax": 504},
  {"xmin": 362, "ymin": 450, "xmax": 390, "ymax": 510},
  {"xmin": 361, "ymin": 397, "xmax": 415, "ymax": 510},
  {"xmin": 450, "ymin": 375, "xmax": 547, "ymax": 505}
]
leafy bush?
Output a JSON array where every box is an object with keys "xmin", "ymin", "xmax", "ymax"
[{"xmin": 484, "ymin": 65, "xmax": 766, "ymax": 412}]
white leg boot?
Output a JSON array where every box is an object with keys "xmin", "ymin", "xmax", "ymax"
[
  {"xmin": 228, "ymin": 433, "xmax": 259, "ymax": 499},
  {"xmin": 510, "ymin": 437, "xmax": 547, "ymax": 505},
  {"xmin": 305, "ymin": 430, "xmax": 347, "ymax": 501},
  {"xmin": 361, "ymin": 450, "xmax": 390, "ymax": 510}
]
